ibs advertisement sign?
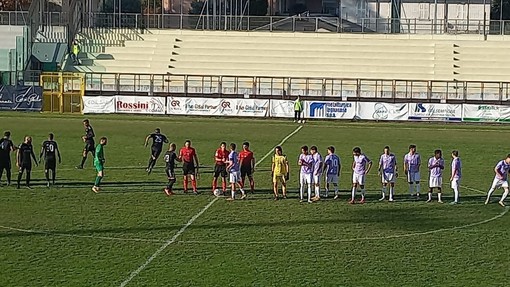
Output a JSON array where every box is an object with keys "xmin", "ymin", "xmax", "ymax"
[
  {"xmin": 408, "ymin": 103, "xmax": 462, "ymax": 122},
  {"xmin": 305, "ymin": 101, "xmax": 356, "ymax": 119}
]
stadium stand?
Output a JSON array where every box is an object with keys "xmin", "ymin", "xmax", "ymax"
[{"xmin": 70, "ymin": 29, "xmax": 510, "ymax": 85}]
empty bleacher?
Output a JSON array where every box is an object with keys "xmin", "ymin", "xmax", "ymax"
[{"xmin": 70, "ymin": 29, "xmax": 510, "ymax": 97}]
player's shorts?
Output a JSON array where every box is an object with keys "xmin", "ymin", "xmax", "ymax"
[
  {"xmin": 451, "ymin": 178, "xmax": 460, "ymax": 189},
  {"xmin": 213, "ymin": 164, "xmax": 227, "ymax": 178},
  {"xmin": 151, "ymin": 147, "xmax": 162, "ymax": 159},
  {"xmin": 429, "ymin": 176, "xmax": 442, "ymax": 188},
  {"xmin": 326, "ymin": 174, "xmax": 339, "ymax": 184},
  {"xmin": 352, "ymin": 173, "xmax": 365, "ymax": 185},
  {"xmin": 19, "ymin": 163, "xmax": 32, "ymax": 171},
  {"xmin": 182, "ymin": 162, "xmax": 195, "ymax": 175},
  {"xmin": 313, "ymin": 175, "xmax": 321, "ymax": 185},
  {"xmin": 382, "ymin": 172, "xmax": 396, "ymax": 184},
  {"xmin": 45, "ymin": 158, "xmax": 56, "ymax": 170},
  {"xmin": 0, "ymin": 159, "xmax": 11, "ymax": 170},
  {"xmin": 84, "ymin": 142, "xmax": 95, "ymax": 153},
  {"xmin": 241, "ymin": 165, "xmax": 253, "ymax": 178},
  {"xmin": 273, "ymin": 174, "xmax": 286, "ymax": 184},
  {"xmin": 229, "ymin": 171, "xmax": 241, "ymax": 183},
  {"xmin": 407, "ymin": 171, "xmax": 420, "ymax": 183},
  {"xmin": 94, "ymin": 161, "xmax": 104, "ymax": 172},
  {"xmin": 165, "ymin": 168, "xmax": 175, "ymax": 180},
  {"xmin": 491, "ymin": 177, "xmax": 509, "ymax": 189},
  {"xmin": 300, "ymin": 173, "xmax": 312, "ymax": 186}
]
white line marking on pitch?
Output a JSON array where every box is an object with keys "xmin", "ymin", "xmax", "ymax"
[{"xmin": 118, "ymin": 125, "xmax": 304, "ymax": 287}]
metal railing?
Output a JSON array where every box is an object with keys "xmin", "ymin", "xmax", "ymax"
[
  {"xmin": 82, "ymin": 73, "xmax": 510, "ymax": 102},
  {"xmin": 5, "ymin": 11, "xmax": 510, "ymax": 35}
]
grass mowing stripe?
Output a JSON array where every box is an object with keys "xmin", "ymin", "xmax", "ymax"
[
  {"xmin": 178, "ymin": 206, "xmax": 509, "ymax": 245},
  {"xmin": 118, "ymin": 125, "xmax": 304, "ymax": 286}
]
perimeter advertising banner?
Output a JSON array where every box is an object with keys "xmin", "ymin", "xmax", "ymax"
[
  {"xmin": 82, "ymin": 96, "xmax": 115, "ymax": 114},
  {"xmin": 356, "ymin": 102, "xmax": 408, "ymax": 121},
  {"xmin": 305, "ymin": 101, "xmax": 356, "ymax": 119},
  {"xmin": 270, "ymin": 99, "xmax": 295, "ymax": 118},
  {"xmin": 0, "ymin": 85, "xmax": 43, "ymax": 111},
  {"xmin": 115, "ymin": 96, "xmax": 166, "ymax": 114},
  {"xmin": 408, "ymin": 103, "xmax": 462, "ymax": 122},
  {"xmin": 463, "ymin": 104, "xmax": 510, "ymax": 122},
  {"xmin": 166, "ymin": 97, "xmax": 269, "ymax": 117}
]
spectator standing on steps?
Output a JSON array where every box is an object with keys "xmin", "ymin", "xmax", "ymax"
[
  {"xmin": 71, "ymin": 40, "xmax": 80, "ymax": 65},
  {"xmin": 294, "ymin": 96, "xmax": 304, "ymax": 123}
]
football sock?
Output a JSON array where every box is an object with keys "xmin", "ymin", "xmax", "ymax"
[
  {"xmin": 150, "ymin": 158, "xmax": 157, "ymax": 170},
  {"xmin": 438, "ymin": 192, "xmax": 442, "ymax": 202},
  {"xmin": 231, "ymin": 189, "xmax": 235, "ymax": 199},
  {"xmin": 325, "ymin": 186, "xmax": 329, "ymax": 197},
  {"xmin": 416, "ymin": 184, "xmax": 421, "ymax": 195},
  {"xmin": 501, "ymin": 190, "xmax": 509, "ymax": 202},
  {"xmin": 307, "ymin": 185, "xmax": 312, "ymax": 201},
  {"xmin": 381, "ymin": 186, "xmax": 387, "ymax": 197},
  {"xmin": 351, "ymin": 187, "xmax": 356, "ymax": 201},
  {"xmin": 222, "ymin": 181, "xmax": 226, "ymax": 191},
  {"xmin": 314, "ymin": 185, "xmax": 320, "ymax": 197},
  {"xmin": 183, "ymin": 177, "xmax": 188, "ymax": 191},
  {"xmin": 300, "ymin": 184, "xmax": 304, "ymax": 200},
  {"xmin": 17, "ymin": 171, "xmax": 22, "ymax": 187},
  {"xmin": 26, "ymin": 171, "xmax": 31, "ymax": 186},
  {"xmin": 212, "ymin": 178, "xmax": 217, "ymax": 190},
  {"xmin": 487, "ymin": 188, "xmax": 495, "ymax": 200},
  {"xmin": 250, "ymin": 179, "xmax": 254, "ymax": 191},
  {"xmin": 94, "ymin": 176, "xmax": 103, "ymax": 187},
  {"xmin": 453, "ymin": 187, "xmax": 459, "ymax": 202},
  {"xmin": 191, "ymin": 179, "xmax": 197, "ymax": 191},
  {"xmin": 428, "ymin": 192, "xmax": 432, "ymax": 201},
  {"xmin": 334, "ymin": 183, "xmax": 339, "ymax": 195},
  {"xmin": 408, "ymin": 183, "xmax": 414, "ymax": 195},
  {"xmin": 361, "ymin": 188, "xmax": 365, "ymax": 200},
  {"xmin": 45, "ymin": 170, "xmax": 50, "ymax": 182},
  {"xmin": 52, "ymin": 169, "xmax": 56, "ymax": 184},
  {"xmin": 6, "ymin": 168, "xmax": 11, "ymax": 184},
  {"xmin": 389, "ymin": 186, "xmax": 394, "ymax": 200},
  {"xmin": 240, "ymin": 188, "xmax": 245, "ymax": 196},
  {"xmin": 80, "ymin": 156, "xmax": 87, "ymax": 168}
]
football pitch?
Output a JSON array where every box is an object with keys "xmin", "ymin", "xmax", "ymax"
[{"xmin": 1, "ymin": 113, "xmax": 510, "ymax": 286}]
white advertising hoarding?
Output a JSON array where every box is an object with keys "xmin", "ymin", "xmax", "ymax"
[
  {"xmin": 356, "ymin": 102, "xmax": 408, "ymax": 121},
  {"xmin": 82, "ymin": 96, "xmax": 115, "ymax": 114},
  {"xmin": 115, "ymin": 95, "xmax": 166, "ymax": 114},
  {"xmin": 166, "ymin": 97, "xmax": 269, "ymax": 117},
  {"xmin": 408, "ymin": 103, "xmax": 462, "ymax": 122},
  {"xmin": 463, "ymin": 104, "xmax": 510, "ymax": 122},
  {"xmin": 270, "ymin": 99, "xmax": 295, "ymax": 118}
]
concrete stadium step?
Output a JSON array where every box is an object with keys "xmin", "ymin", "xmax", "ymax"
[
  {"xmin": 173, "ymin": 55, "xmax": 436, "ymax": 67},
  {"xmin": 98, "ymin": 59, "xmax": 170, "ymax": 69}
]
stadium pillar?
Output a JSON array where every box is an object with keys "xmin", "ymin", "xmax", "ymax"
[{"xmin": 390, "ymin": 0, "xmax": 401, "ymax": 33}]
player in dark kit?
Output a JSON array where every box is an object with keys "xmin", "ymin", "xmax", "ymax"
[
  {"xmin": 0, "ymin": 131, "xmax": 16, "ymax": 185},
  {"xmin": 39, "ymin": 133, "xmax": 62, "ymax": 187},
  {"xmin": 144, "ymin": 128, "xmax": 168, "ymax": 174},
  {"xmin": 17, "ymin": 136, "xmax": 38, "ymax": 189},
  {"xmin": 76, "ymin": 119, "xmax": 95, "ymax": 169},
  {"xmin": 163, "ymin": 143, "xmax": 180, "ymax": 196}
]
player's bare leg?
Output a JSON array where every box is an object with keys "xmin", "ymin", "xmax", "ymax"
[
  {"xmin": 248, "ymin": 175, "xmax": 255, "ymax": 193},
  {"xmin": 273, "ymin": 181, "xmax": 279, "ymax": 200},
  {"xmin": 189, "ymin": 174, "xmax": 198, "ymax": 194}
]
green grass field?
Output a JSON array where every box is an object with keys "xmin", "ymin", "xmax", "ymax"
[{"xmin": 1, "ymin": 113, "xmax": 510, "ymax": 286}]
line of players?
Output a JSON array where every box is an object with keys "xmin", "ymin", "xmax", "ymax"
[
  {"xmin": 0, "ymin": 131, "xmax": 62, "ymax": 189},
  {"xmin": 3, "ymin": 119, "xmax": 510, "ymax": 207}
]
